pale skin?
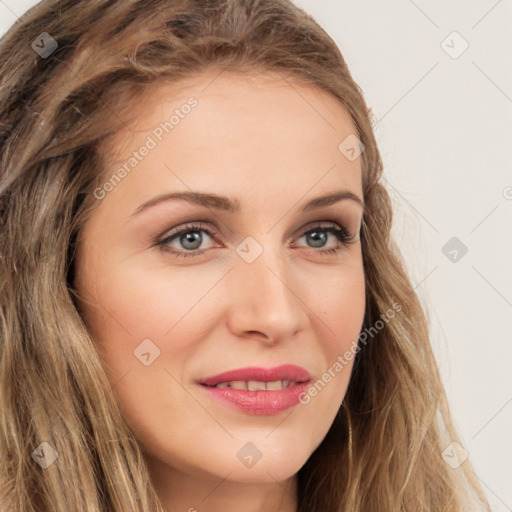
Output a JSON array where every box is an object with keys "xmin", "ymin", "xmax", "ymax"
[{"xmin": 74, "ymin": 70, "xmax": 366, "ymax": 512}]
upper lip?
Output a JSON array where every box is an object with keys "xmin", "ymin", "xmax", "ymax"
[{"xmin": 197, "ymin": 364, "xmax": 311, "ymax": 386}]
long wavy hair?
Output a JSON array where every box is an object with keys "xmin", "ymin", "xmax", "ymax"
[{"xmin": 0, "ymin": 0, "xmax": 492, "ymax": 511}]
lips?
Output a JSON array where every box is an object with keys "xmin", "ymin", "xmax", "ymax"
[
  {"xmin": 197, "ymin": 364, "xmax": 311, "ymax": 387},
  {"xmin": 197, "ymin": 364, "xmax": 312, "ymax": 415}
]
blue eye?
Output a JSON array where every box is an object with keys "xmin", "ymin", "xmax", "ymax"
[
  {"xmin": 156, "ymin": 222, "xmax": 218, "ymax": 257},
  {"xmin": 155, "ymin": 221, "xmax": 357, "ymax": 258},
  {"xmin": 294, "ymin": 225, "xmax": 356, "ymax": 256}
]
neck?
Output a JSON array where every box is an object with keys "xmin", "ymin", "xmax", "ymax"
[{"xmin": 147, "ymin": 457, "xmax": 299, "ymax": 512}]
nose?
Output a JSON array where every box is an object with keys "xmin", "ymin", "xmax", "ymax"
[{"xmin": 225, "ymin": 240, "xmax": 310, "ymax": 344}]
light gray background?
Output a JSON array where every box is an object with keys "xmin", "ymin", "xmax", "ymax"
[{"xmin": 1, "ymin": 1, "xmax": 510, "ymax": 510}]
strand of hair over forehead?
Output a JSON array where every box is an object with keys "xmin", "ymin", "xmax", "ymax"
[{"xmin": 1, "ymin": 0, "xmax": 349, "ymax": 194}]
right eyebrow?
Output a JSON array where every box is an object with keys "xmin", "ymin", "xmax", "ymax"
[{"xmin": 130, "ymin": 191, "xmax": 242, "ymax": 217}]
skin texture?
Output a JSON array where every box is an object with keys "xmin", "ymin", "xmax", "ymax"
[{"xmin": 74, "ymin": 71, "xmax": 366, "ymax": 512}]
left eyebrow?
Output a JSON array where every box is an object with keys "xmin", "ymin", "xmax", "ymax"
[
  {"xmin": 298, "ymin": 190, "xmax": 364, "ymax": 213},
  {"xmin": 130, "ymin": 189, "xmax": 365, "ymax": 218}
]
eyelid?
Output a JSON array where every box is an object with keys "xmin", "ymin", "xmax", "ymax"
[
  {"xmin": 157, "ymin": 221, "xmax": 220, "ymax": 245},
  {"xmin": 289, "ymin": 216, "xmax": 359, "ymax": 241}
]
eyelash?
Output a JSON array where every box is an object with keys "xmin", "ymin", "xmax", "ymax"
[{"xmin": 154, "ymin": 221, "xmax": 358, "ymax": 258}]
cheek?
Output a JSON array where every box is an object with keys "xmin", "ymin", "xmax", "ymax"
[
  {"xmin": 306, "ymin": 257, "xmax": 366, "ymax": 349},
  {"xmin": 77, "ymin": 251, "xmax": 225, "ymax": 345},
  {"xmin": 304, "ymin": 259, "xmax": 366, "ymax": 390},
  {"xmin": 73, "ymin": 254, "xmax": 205, "ymax": 433},
  {"xmin": 294, "ymin": 263, "xmax": 365, "ymax": 449}
]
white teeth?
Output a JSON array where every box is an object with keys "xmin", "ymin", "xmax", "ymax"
[
  {"xmin": 265, "ymin": 380, "xmax": 284, "ymax": 390},
  {"xmin": 247, "ymin": 380, "xmax": 267, "ymax": 391},
  {"xmin": 229, "ymin": 381, "xmax": 246, "ymax": 390},
  {"xmin": 213, "ymin": 380, "xmax": 296, "ymax": 390}
]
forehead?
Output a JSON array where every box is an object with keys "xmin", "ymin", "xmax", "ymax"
[{"xmin": 97, "ymin": 70, "xmax": 363, "ymax": 211}]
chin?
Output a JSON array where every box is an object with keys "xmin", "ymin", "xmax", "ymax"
[
  {"xmin": 226, "ymin": 443, "xmax": 310, "ymax": 483},
  {"xmin": 221, "ymin": 462, "xmax": 300, "ymax": 484}
]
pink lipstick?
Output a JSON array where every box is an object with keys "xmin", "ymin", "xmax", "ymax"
[{"xmin": 197, "ymin": 364, "xmax": 311, "ymax": 415}]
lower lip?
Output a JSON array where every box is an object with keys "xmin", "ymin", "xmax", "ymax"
[{"xmin": 198, "ymin": 382, "xmax": 310, "ymax": 415}]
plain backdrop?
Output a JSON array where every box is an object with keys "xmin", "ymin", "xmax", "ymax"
[{"xmin": 1, "ymin": 1, "xmax": 511, "ymax": 510}]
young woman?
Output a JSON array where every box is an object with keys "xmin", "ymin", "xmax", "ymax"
[{"xmin": 0, "ymin": 1, "xmax": 492, "ymax": 511}]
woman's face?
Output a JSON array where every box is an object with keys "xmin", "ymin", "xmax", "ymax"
[{"xmin": 74, "ymin": 71, "xmax": 366, "ymax": 493}]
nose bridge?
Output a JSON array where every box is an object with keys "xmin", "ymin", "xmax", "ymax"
[{"xmin": 227, "ymin": 234, "xmax": 307, "ymax": 339}]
